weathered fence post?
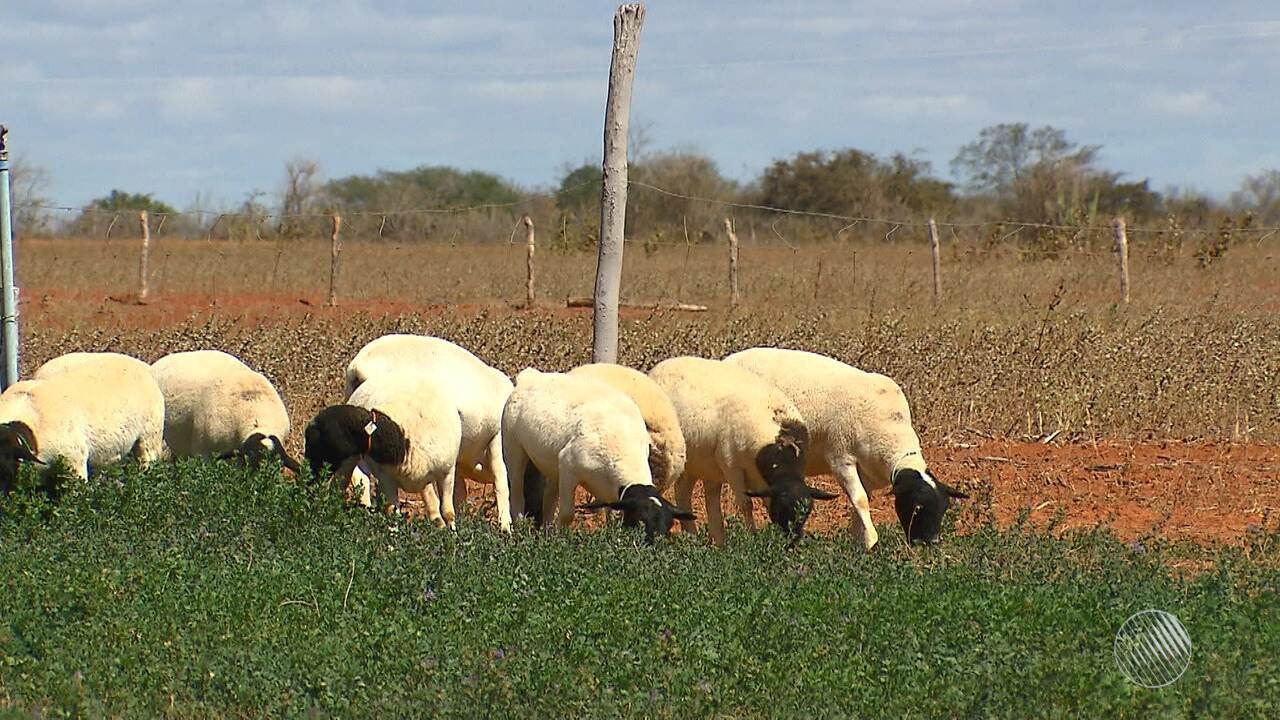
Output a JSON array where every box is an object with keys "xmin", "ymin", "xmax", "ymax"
[
  {"xmin": 524, "ymin": 215, "xmax": 536, "ymax": 307},
  {"xmin": 328, "ymin": 212, "xmax": 342, "ymax": 307},
  {"xmin": 928, "ymin": 218, "xmax": 942, "ymax": 303},
  {"xmin": 592, "ymin": 3, "xmax": 645, "ymax": 363},
  {"xmin": 1112, "ymin": 216, "xmax": 1130, "ymax": 304},
  {"xmin": 724, "ymin": 217, "xmax": 740, "ymax": 308},
  {"xmin": 137, "ymin": 210, "xmax": 151, "ymax": 303},
  {"xmin": 0, "ymin": 125, "xmax": 18, "ymax": 390}
]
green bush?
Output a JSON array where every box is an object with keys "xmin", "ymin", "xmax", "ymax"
[{"xmin": 0, "ymin": 462, "xmax": 1276, "ymax": 718}]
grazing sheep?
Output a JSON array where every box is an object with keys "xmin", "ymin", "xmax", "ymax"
[
  {"xmin": 149, "ymin": 350, "xmax": 300, "ymax": 472},
  {"xmin": 345, "ymin": 334, "xmax": 513, "ymax": 530},
  {"xmin": 648, "ymin": 356, "xmax": 836, "ymax": 545},
  {"xmin": 305, "ymin": 373, "xmax": 463, "ymax": 528},
  {"xmin": 724, "ymin": 347, "xmax": 968, "ymax": 547},
  {"xmin": 0, "ymin": 352, "xmax": 165, "ymax": 490},
  {"xmin": 502, "ymin": 368, "xmax": 691, "ymax": 543},
  {"xmin": 568, "ymin": 362, "xmax": 686, "ymax": 491}
]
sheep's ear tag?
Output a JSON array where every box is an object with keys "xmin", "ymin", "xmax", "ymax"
[{"xmin": 364, "ymin": 421, "xmax": 378, "ymax": 436}]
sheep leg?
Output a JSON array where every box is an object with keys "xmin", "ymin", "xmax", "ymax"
[
  {"xmin": 674, "ymin": 472, "xmax": 697, "ymax": 534},
  {"xmin": 438, "ymin": 466, "xmax": 458, "ymax": 531},
  {"xmin": 339, "ymin": 457, "xmax": 371, "ymax": 507},
  {"xmin": 704, "ymin": 479, "xmax": 727, "ymax": 547},
  {"xmin": 726, "ymin": 466, "xmax": 757, "ymax": 531},
  {"xmin": 501, "ymin": 433, "xmax": 528, "ymax": 520},
  {"xmin": 421, "ymin": 484, "xmax": 444, "ymax": 525},
  {"xmin": 554, "ymin": 457, "xmax": 578, "ymax": 530},
  {"xmin": 834, "ymin": 459, "xmax": 879, "ymax": 550},
  {"xmin": 540, "ymin": 466, "xmax": 560, "ymax": 531},
  {"xmin": 452, "ymin": 468, "xmax": 468, "ymax": 517},
  {"xmin": 484, "ymin": 433, "xmax": 513, "ymax": 532},
  {"xmin": 132, "ymin": 429, "xmax": 165, "ymax": 467},
  {"xmin": 377, "ymin": 471, "xmax": 402, "ymax": 517}
]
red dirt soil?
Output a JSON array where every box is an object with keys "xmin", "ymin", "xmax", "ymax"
[
  {"xmin": 22, "ymin": 288, "xmax": 657, "ymax": 330},
  {"xmin": 416, "ymin": 439, "xmax": 1278, "ymax": 547}
]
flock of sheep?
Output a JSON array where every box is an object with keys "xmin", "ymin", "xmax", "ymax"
[{"xmin": 0, "ymin": 335, "xmax": 968, "ymax": 547}]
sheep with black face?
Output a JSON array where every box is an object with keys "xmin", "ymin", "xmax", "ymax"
[
  {"xmin": 344, "ymin": 334, "xmax": 514, "ymax": 531},
  {"xmin": 502, "ymin": 368, "xmax": 691, "ymax": 543},
  {"xmin": 0, "ymin": 352, "xmax": 165, "ymax": 491},
  {"xmin": 149, "ymin": 350, "xmax": 300, "ymax": 473},
  {"xmin": 725, "ymin": 347, "xmax": 968, "ymax": 548},
  {"xmin": 649, "ymin": 356, "xmax": 836, "ymax": 546},
  {"xmin": 305, "ymin": 372, "xmax": 463, "ymax": 528}
]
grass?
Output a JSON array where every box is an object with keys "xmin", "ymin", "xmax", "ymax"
[{"xmin": 1, "ymin": 462, "xmax": 1277, "ymax": 718}]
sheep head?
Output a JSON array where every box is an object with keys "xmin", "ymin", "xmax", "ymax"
[
  {"xmin": 578, "ymin": 484, "xmax": 694, "ymax": 544},
  {"xmin": 890, "ymin": 468, "xmax": 968, "ymax": 545},
  {"xmin": 0, "ymin": 421, "xmax": 44, "ymax": 494}
]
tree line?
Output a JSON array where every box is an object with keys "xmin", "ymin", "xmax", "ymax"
[{"xmin": 12, "ymin": 123, "xmax": 1280, "ymax": 250}]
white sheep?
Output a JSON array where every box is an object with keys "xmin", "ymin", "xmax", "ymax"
[
  {"xmin": 0, "ymin": 351, "xmax": 165, "ymax": 489},
  {"xmin": 501, "ymin": 368, "xmax": 691, "ymax": 542},
  {"xmin": 306, "ymin": 372, "xmax": 463, "ymax": 528},
  {"xmin": 567, "ymin": 362, "xmax": 686, "ymax": 491},
  {"xmin": 345, "ymin": 334, "xmax": 513, "ymax": 530},
  {"xmin": 724, "ymin": 347, "xmax": 968, "ymax": 548},
  {"xmin": 149, "ymin": 350, "xmax": 299, "ymax": 471},
  {"xmin": 648, "ymin": 356, "xmax": 836, "ymax": 546}
]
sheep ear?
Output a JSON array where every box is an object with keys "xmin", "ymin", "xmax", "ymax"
[
  {"xmin": 670, "ymin": 507, "xmax": 696, "ymax": 521},
  {"xmin": 577, "ymin": 500, "xmax": 624, "ymax": 514},
  {"xmin": 808, "ymin": 487, "xmax": 840, "ymax": 501},
  {"xmin": 939, "ymin": 481, "xmax": 969, "ymax": 500},
  {"xmin": 745, "ymin": 488, "xmax": 773, "ymax": 498},
  {"xmin": 215, "ymin": 448, "xmax": 239, "ymax": 461}
]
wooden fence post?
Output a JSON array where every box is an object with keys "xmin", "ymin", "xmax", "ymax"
[
  {"xmin": 928, "ymin": 218, "xmax": 942, "ymax": 303},
  {"xmin": 1112, "ymin": 216, "xmax": 1130, "ymax": 304},
  {"xmin": 592, "ymin": 3, "xmax": 645, "ymax": 364},
  {"xmin": 328, "ymin": 212, "xmax": 342, "ymax": 307},
  {"xmin": 724, "ymin": 217, "xmax": 740, "ymax": 308},
  {"xmin": 524, "ymin": 215, "xmax": 536, "ymax": 307},
  {"xmin": 137, "ymin": 210, "xmax": 151, "ymax": 303}
]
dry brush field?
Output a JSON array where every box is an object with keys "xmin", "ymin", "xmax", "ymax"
[{"xmin": 15, "ymin": 235, "xmax": 1280, "ymax": 545}]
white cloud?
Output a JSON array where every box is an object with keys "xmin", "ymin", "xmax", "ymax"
[
  {"xmin": 159, "ymin": 78, "xmax": 220, "ymax": 120},
  {"xmin": 464, "ymin": 78, "xmax": 601, "ymax": 105},
  {"xmin": 1143, "ymin": 89, "xmax": 1222, "ymax": 118},
  {"xmin": 862, "ymin": 93, "xmax": 981, "ymax": 119},
  {"xmin": 36, "ymin": 87, "xmax": 125, "ymax": 120}
]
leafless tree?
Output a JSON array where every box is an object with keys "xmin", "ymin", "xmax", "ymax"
[
  {"xmin": 1230, "ymin": 169, "xmax": 1280, "ymax": 225},
  {"xmin": 278, "ymin": 157, "xmax": 321, "ymax": 237},
  {"xmin": 8, "ymin": 156, "xmax": 53, "ymax": 236}
]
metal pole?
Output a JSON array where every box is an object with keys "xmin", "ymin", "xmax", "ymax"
[{"xmin": 0, "ymin": 126, "xmax": 19, "ymax": 390}]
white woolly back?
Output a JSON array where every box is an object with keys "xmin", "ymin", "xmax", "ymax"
[
  {"xmin": 503, "ymin": 370, "xmax": 651, "ymax": 494},
  {"xmin": 649, "ymin": 356, "xmax": 802, "ymax": 467},
  {"xmin": 6, "ymin": 352, "xmax": 165, "ymax": 470},
  {"xmin": 569, "ymin": 363, "xmax": 687, "ymax": 488},
  {"xmin": 725, "ymin": 347, "xmax": 926, "ymax": 489},
  {"xmin": 150, "ymin": 350, "xmax": 290, "ymax": 456}
]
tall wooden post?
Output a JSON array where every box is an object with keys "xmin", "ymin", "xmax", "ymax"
[
  {"xmin": 1112, "ymin": 216, "xmax": 1130, "ymax": 304},
  {"xmin": 724, "ymin": 217, "xmax": 740, "ymax": 308},
  {"xmin": 137, "ymin": 210, "xmax": 151, "ymax": 303},
  {"xmin": 523, "ymin": 215, "xmax": 536, "ymax": 307},
  {"xmin": 592, "ymin": 3, "xmax": 645, "ymax": 363},
  {"xmin": 328, "ymin": 212, "xmax": 342, "ymax": 307},
  {"xmin": 928, "ymin": 218, "xmax": 942, "ymax": 303}
]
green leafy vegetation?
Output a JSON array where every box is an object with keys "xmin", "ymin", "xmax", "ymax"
[{"xmin": 1, "ymin": 462, "xmax": 1276, "ymax": 718}]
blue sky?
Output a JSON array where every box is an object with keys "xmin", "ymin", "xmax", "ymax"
[{"xmin": 3, "ymin": 0, "xmax": 1278, "ymax": 211}]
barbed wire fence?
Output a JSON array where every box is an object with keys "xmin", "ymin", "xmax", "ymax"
[{"xmin": 18, "ymin": 177, "xmax": 1280, "ymax": 309}]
